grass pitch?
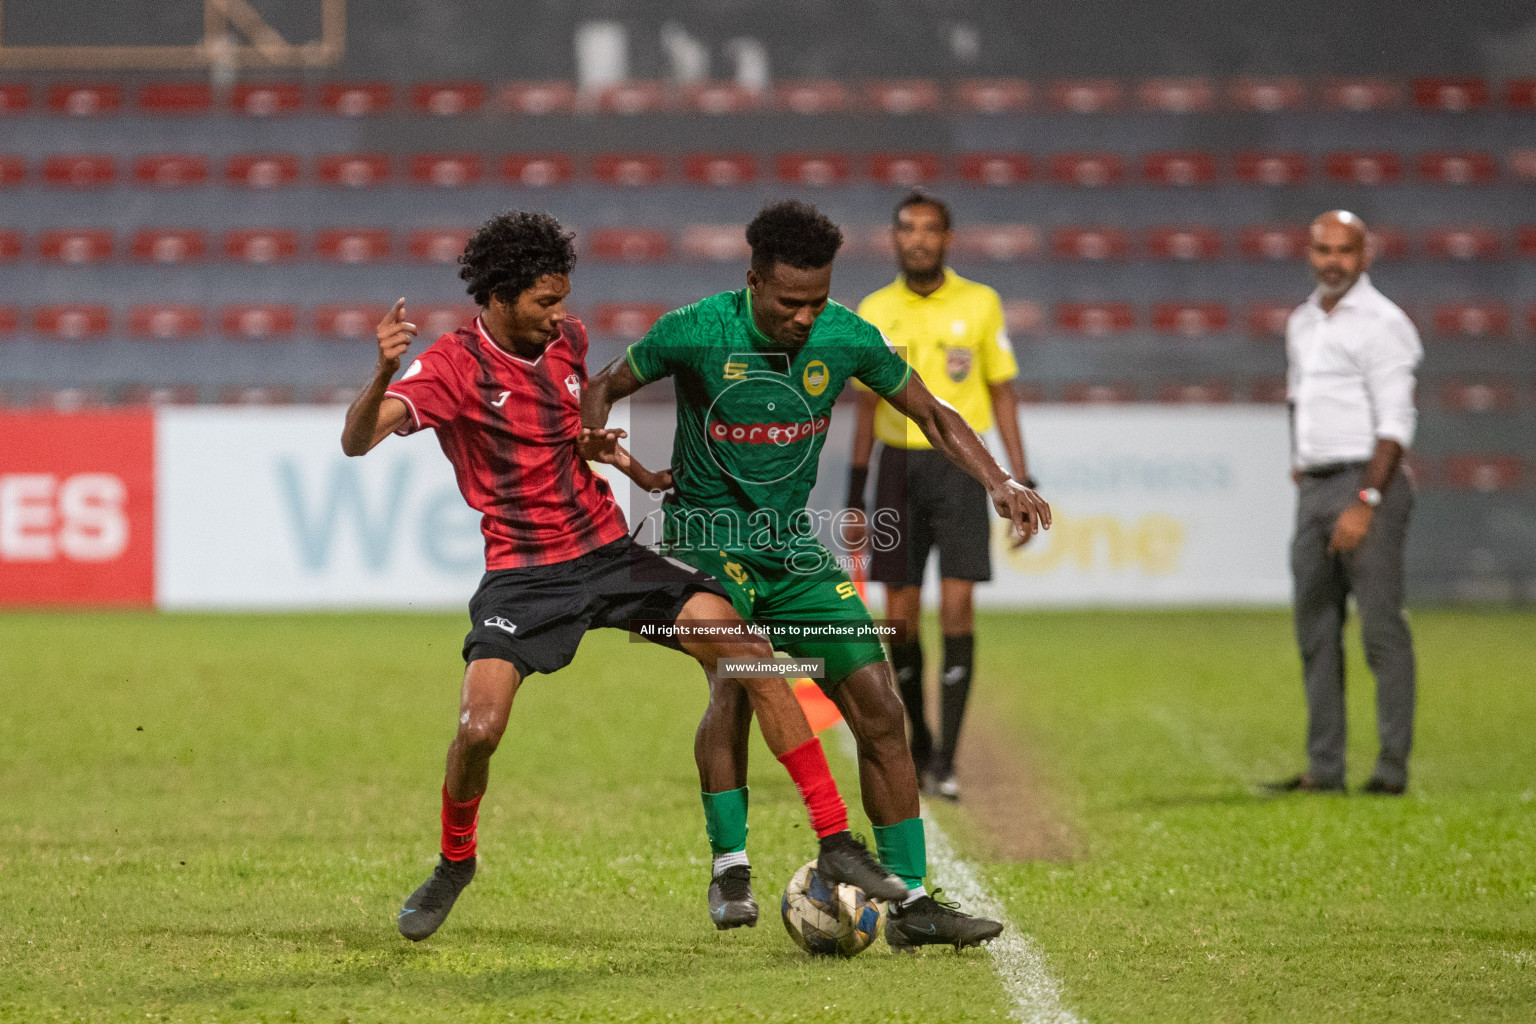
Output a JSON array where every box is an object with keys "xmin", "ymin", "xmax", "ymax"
[{"xmin": 1, "ymin": 608, "xmax": 1532, "ymax": 1022}]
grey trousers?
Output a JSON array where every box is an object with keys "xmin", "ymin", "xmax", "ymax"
[{"xmin": 1290, "ymin": 466, "xmax": 1416, "ymax": 788}]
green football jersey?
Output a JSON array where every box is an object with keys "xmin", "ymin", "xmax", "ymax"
[{"xmin": 626, "ymin": 289, "xmax": 911, "ymax": 556}]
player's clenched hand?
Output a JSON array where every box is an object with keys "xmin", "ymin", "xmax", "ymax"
[
  {"xmin": 376, "ymin": 298, "xmax": 418, "ymax": 376},
  {"xmin": 1328, "ymin": 502, "xmax": 1373, "ymax": 554},
  {"xmin": 577, "ymin": 427, "xmax": 627, "ymax": 464},
  {"xmin": 990, "ymin": 478, "xmax": 1051, "ymax": 543}
]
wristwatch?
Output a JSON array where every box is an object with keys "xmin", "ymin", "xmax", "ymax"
[{"xmin": 1358, "ymin": 487, "xmax": 1382, "ymax": 507}]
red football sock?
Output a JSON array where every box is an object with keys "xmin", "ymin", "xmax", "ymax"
[
  {"xmin": 777, "ymin": 737, "xmax": 849, "ymax": 839},
  {"xmin": 440, "ymin": 784, "xmax": 482, "ymax": 861}
]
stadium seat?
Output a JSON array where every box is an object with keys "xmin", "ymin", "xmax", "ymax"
[
  {"xmin": 1138, "ymin": 78, "xmax": 1216, "ymax": 113},
  {"xmin": 682, "ymin": 153, "xmax": 758, "ymax": 186},
  {"xmin": 1431, "ymin": 302, "xmax": 1511, "ymax": 338},
  {"xmin": 39, "ymin": 386, "xmax": 110, "ymax": 411},
  {"xmin": 1249, "ymin": 376, "xmax": 1289, "ymax": 403},
  {"xmin": 1062, "ymin": 381, "xmax": 1137, "ymax": 403},
  {"xmin": 1246, "ymin": 302, "xmax": 1294, "ymax": 338},
  {"xmin": 1001, "ymin": 300, "xmax": 1044, "ymax": 335},
  {"xmin": 1412, "ymin": 78, "xmax": 1490, "ymax": 112},
  {"xmin": 132, "ymin": 154, "xmax": 208, "ymax": 188},
  {"xmin": 951, "ymin": 224, "xmax": 1041, "ymax": 262},
  {"xmin": 1239, "ymin": 225, "xmax": 1308, "ymax": 261},
  {"xmin": 43, "ymin": 155, "xmax": 116, "ymax": 188},
  {"xmin": 868, "ymin": 152, "xmax": 942, "ymax": 186},
  {"xmin": 316, "ymin": 228, "xmax": 392, "ymax": 264},
  {"xmin": 230, "ymin": 83, "xmax": 304, "ymax": 116},
  {"xmin": 1232, "ymin": 151, "xmax": 1310, "ymax": 185},
  {"xmin": 774, "ymin": 81, "xmax": 852, "ymax": 115},
  {"xmin": 596, "ymin": 82, "xmax": 671, "ymax": 115},
  {"xmin": 1051, "ymin": 226, "xmax": 1131, "ymax": 261},
  {"xmin": 955, "ymin": 152, "xmax": 1032, "ymax": 186},
  {"xmin": 0, "ymin": 156, "xmax": 23, "ymax": 186},
  {"xmin": 501, "ymin": 154, "xmax": 575, "ymax": 187},
  {"xmin": 1048, "ymin": 153, "xmax": 1126, "ymax": 187},
  {"xmin": 497, "ymin": 81, "xmax": 577, "ymax": 116},
  {"xmin": 409, "ymin": 153, "xmax": 484, "ymax": 188},
  {"xmin": 411, "ymin": 82, "xmax": 485, "ymax": 116},
  {"xmin": 1507, "ymin": 79, "xmax": 1536, "ymax": 110},
  {"xmin": 1048, "ymin": 79, "xmax": 1123, "ymax": 113},
  {"xmin": 685, "ymin": 83, "xmax": 766, "ymax": 115},
  {"xmin": 1510, "ymin": 149, "xmax": 1536, "ymax": 181},
  {"xmin": 1010, "ymin": 381, "xmax": 1046, "ymax": 403},
  {"xmin": 1321, "ymin": 78, "xmax": 1402, "ymax": 111},
  {"xmin": 305, "ymin": 384, "xmax": 360, "ymax": 405},
  {"xmin": 222, "ymin": 229, "xmax": 299, "ymax": 265},
  {"xmin": 590, "ymin": 303, "xmax": 668, "ymax": 339},
  {"xmin": 218, "ymin": 385, "xmax": 296, "ymax": 405},
  {"xmin": 1157, "ymin": 379, "xmax": 1235, "ymax": 403},
  {"xmin": 0, "ymin": 305, "xmax": 17, "ymax": 334},
  {"xmin": 586, "ymin": 227, "xmax": 670, "ymax": 264},
  {"xmin": 954, "ymin": 79, "xmax": 1032, "ymax": 114},
  {"xmin": 1325, "ymin": 151, "xmax": 1402, "ymax": 185},
  {"xmin": 121, "ymin": 383, "xmax": 201, "ymax": 406},
  {"xmin": 47, "ymin": 83, "xmax": 120, "ymax": 116},
  {"xmin": 1438, "ymin": 378, "xmax": 1518, "ymax": 414},
  {"xmin": 407, "ymin": 228, "xmax": 472, "ymax": 264},
  {"xmin": 1145, "ymin": 227, "xmax": 1223, "ymax": 261},
  {"xmin": 138, "ymin": 82, "xmax": 211, "ymax": 114},
  {"xmin": 315, "ymin": 305, "xmax": 388, "ymax": 341},
  {"xmin": 864, "ymin": 80, "xmax": 943, "ymax": 115},
  {"xmin": 317, "ymin": 153, "xmax": 391, "ymax": 188},
  {"xmin": 1369, "ymin": 226, "xmax": 1410, "ymax": 261},
  {"xmin": 34, "ymin": 304, "xmax": 110, "ymax": 340},
  {"xmin": 1056, "ymin": 302, "xmax": 1135, "ymax": 336},
  {"xmin": 1443, "ymin": 454, "xmax": 1523, "ymax": 491},
  {"xmin": 128, "ymin": 304, "xmax": 204, "ymax": 341},
  {"xmin": 1418, "ymin": 152, "xmax": 1498, "ymax": 184},
  {"xmin": 679, "ymin": 224, "xmax": 750, "ymax": 261},
  {"xmin": 776, "ymin": 153, "xmax": 851, "ymax": 186},
  {"xmin": 1151, "ymin": 302, "xmax": 1230, "ymax": 336},
  {"xmin": 412, "ymin": 305, "xmax": 477, "ymax": 338},
  {"xmin": 0, "ymin": 84, "xmax": 30, "ymax": 113},
  {"xmin": 1142, "ymin": 151, "xmax": 1219, "ymax": 186},
  {"xmin": 130, "ymin": 228, "xmax": 206, "ymax": 265},
  {"xmin": 1516, "ymin": 226, "xmax": 1536, "ymax": 258},
  {"xmin": 592, "ymin": 153, "xmax": 666, "ymax": 187},
  {"xmin": 1423, "ymin": 226, "xmax": 1501, "ymax": 261},
  {"xmin": 0, "ymin": 230, "xmax": 21, "ymax": 262},
  {"xmin": 1227, "ymin": 77, "xmax": 1306, "ymax": 112},
  {"xmin": 38, "ymin": 229, "xmax": 113, "ymax": 265},
  {"xmin": 225, "ymin": 154, "xmax": 301, "ymax": 189},
  {"xmin": 220, "ymin": 304, "xmax": 297, "ymax": 340},
  {"xmin": 319, "ymin": 82, "xmax": 392, "ymax": 115}
]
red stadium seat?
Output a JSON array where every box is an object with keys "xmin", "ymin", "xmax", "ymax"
[
  {"xmin": 132, "ymin": 154, "xmax": 208, "ymax": 188},
  {"xmin": 319, "ymin": 82, "xmax": 392, "ymax": 115},
  {"xmin": 1423, "ymin": 227, "xmax": 1501, "ymax": 261},
  {"xmin": 219, "ymin": 385, "xmax": 295, "ymax": 405},
  {"xmin": 954, "ymin": 79, "xmax": 1032, "ymax": 114},
  {"xmin": 592, "ymin": 153, "xmax": 666, "ymax": 187},
  {"xmin": 1439, "ymin": 379, "xmax": 1518, "ymax": 414},
  {"xmin": 685, "ymin": 83, "xmax": 766, "ymax": 115},
  {"xmin": 231, "ymin": 83, "xmax": 304, "ymax": 116},
  {"xmin": 130, "ymin": 228, "xmax": 206, "ymax": 265},
  {"xmin": 47, "ymin": 83, "xmax": 121, "ymax": 116},
  {"xmin": 34, "ymin": 305, "xmax": 110, "ymax": 340},
  {"xmin": 773, "ymin": 81, "xmax": 853, "ymax": 115},
  {"xmin": 1246, "ymin": 302, "xmax": 1294, "ymax": 338},
  {"xmin": 1412, "ymin": 78, "xmax": 1489, "ymax": 112},
  {"xmin": 43, "ymin": 155, "xmax": 115, "ymax": 188},
  {"xmin": 1051, "ymin": 227, "xmax": 1131, "ymax": 261},
  {"xmin": 868, "ymin": 153, "xmax": 942, "ymax": 186},
  {"xmin": 1056, "ymin": 303, "xmax": 1135, "ymax": 336},
  {"xmin": 407, "ymin": 228, "xmax": 472, "ymax": 265},
  {"xmin": 220, "ymin": 304, "xmax": 297, "ymax": 340},
  {"xmin": 225, "ymin": 154, "xmax": 301, "ymax": 189},
  {"xmin": 497, "ymin": 81, "xmax": 577, "ymax": 115},
  {"xmin": 1432, "ymin": 302, "xmax": 1510, "ymax": 338},
  {"xmin": 38, "ymin": 386, "xmax": 110, "ymax": 411},
  {"xmin": 1138, "ymin": 78, "xmax": 1216, "ymax": 113},
  {"xmin": 413, "ymin": 305, "xmax": 477, "ymax": 338},
  {"xmin": 679, "ymin": 224, "xmax": 750, "ymax": 262},
  {"xmin": 590, "ymin": 303, "xmax": 668, "ymax": 339},
  {"xmin": 409, "ymin": 153, "xmax": 484, "ymax": 188},
  {"xmin": 1510, "ymin": 149, "xmax": 1536, "ymax": 181},
  {"xmin": 316, "ymin": 305, "xmax": 389, "ymax": 341},
  {"xmin": 223, "ymin": 229, "xmax": 299, "ymax": 265},
  {"xmin": 0, "ymin": 304, "xmax": 18, "ymax": 335},
  {"xmin": 1232, "ymin": 151, "xmax": 1309, "ymax": 185},
  {"xmin": 121, "ymin": 384, "xmax": 200, "ymax": 406},
  {"xmin": 1443, "ymin": 455, "xmax": 1523, "ymax": 492},
  {"xmin": 596, "ymin": 82, "xmax": 671, "ymax": 115},
  {"xmin": 1048, "ymin": 153, "xmax": 1125, "ymax": 187},
  {"xmin": 1506, "ymin": 79, "xmax": 1536, "ymax": 110},
  {"xmin": 38, "ymin": 229, "xmax": 113, "ymax": 265},
  {"xmin": 1157, "ymin": 379, "xmax": 1234, "ymax": 403},
  {"xmin": 128, "ymin": 304, "xmax": 204, "ymax": 341},
  {"xmin": 952, "ymin": 225, "xmax": 1041, "ymax": 262},
  {"xmin": 0, "ymin": 230, "xmax": 21, "ymax": 262},
  {"xmin": 411, "ymin": 82, "xmax": 485, "ymax": 116},
  {"xmin": 138, "ymin": 82, "xmax": 211, "ymax": 114},
  {"xmin": 1001, "ymin": 301, "xmax": 1045, "ymax": 335},
  {"xmin": 1517, "ymin": 226, "xmax": 1536, "ymax": 258},
  {"xmin": 864, "ymin": 80, "xmax": 943, "ymax": 115},
  {"xmin": 776, "ymin": 153, "xmax": 851, "ymax": 186},
  {"xmin": 1063, "ymin": 381, "xmax": 1137, "ymax": 403},
  {"xmin": 317, "ymin": 153, "xmax": 391, "ymax": 188},
  {"xmin": 501, "ymin": 154, "xmax": 575, "ymax": 187},
  {"xmin": 0, "ymin": 85, "xmax": 30, "ymax": 113},
  {"xmin": 1418, "ymin": 152, "xmax": 1498, "ymax": 184},
  {"xmin": 1240, "ymin": 225, "xmax": 1309, "ymax": 261},
  {"xmin": 1227, "ymin": 77, "xmax": 1306, "ymax": 112},
  {"xmin": 1146, "ymin": 227, "xmax": 1222, "ymax": 261},
  {"xmin": 0, "ymin": 156, "xmax": 23, "ymax": 186},
  {"xmin": 1151, "ymin": 302, "xmax": 1230, "ymax": 337},
  {"xmin": 1048, "ymin": 79, "xmax": 1123, "ymax": 113},
  {"xmin": 955, "ymin": 152, "xmax": 1032, "ymax": 186},
  {"xmin": 1250, "ymin": 377, "xmax": 1290, "ymax": 403},
  {"xmin": 1321, "ymin": 78, "xmax": 1402, "ymax": 111},
  {"xmin": 1368, "ymin": 226, "xmax": 1410, "ymax": 261},
  {"xmin": 316, "ymin": 229, "xmax": 392, "ymax": 264},
  {"xmin": 586, "ymin": 228, "xmax": 670, "ymax": 264},
  {"xmin": 682, "ymin": 153, "xmax": 758, "ymax": 187},
  {"xmin": 1325, "ymin": 151, "xmax": 1402, "ymax": 185}
]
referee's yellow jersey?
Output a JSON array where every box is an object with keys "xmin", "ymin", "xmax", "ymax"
[{"xmin": 856, "ymin": 268, "xmax": 1018, "ymax": 450}]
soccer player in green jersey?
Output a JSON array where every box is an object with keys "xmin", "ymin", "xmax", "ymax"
[{"xmin": 583, "ymin": 200, "xmax": 1050, "ymax": 950}]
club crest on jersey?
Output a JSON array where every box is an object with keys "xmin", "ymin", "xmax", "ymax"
[
  {"xmin": 802, "ymin": 360, "xmax": 829, "ymax": 396},
  {"xmin": 565, "ymin": 373, "xmax": 581, "ymax": 399},
  {"xmin": 708, "ymin": 415, "xmax": 830, "ymax": 446},
  {"xmin": 945, "ymin": 346, "xmax": 973, "ymax": 382}
]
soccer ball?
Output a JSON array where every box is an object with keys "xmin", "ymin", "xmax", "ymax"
[{"xmin": 780, "ymin": 859, "xmax": 884, "ymax": 957}]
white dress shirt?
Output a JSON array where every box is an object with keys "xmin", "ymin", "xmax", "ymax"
[{"xmin": 1286, "ymin": 274, "xmax": 1422, "ymax": 470}]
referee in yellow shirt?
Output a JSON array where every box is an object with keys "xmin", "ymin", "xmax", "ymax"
[{"xmin": 849, "ymin": 192, "xmax": 1035, "ymax": 802}]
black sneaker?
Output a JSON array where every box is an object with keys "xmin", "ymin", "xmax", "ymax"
[
  {"xmin": 816, "ymin": 831, "xmax": 909, "ymax": 903},
  {"xmin": 707, "ymin": 864, "xmax": 759, "ymax": 930},
  {"xmin": 397, "ymin": 854, "xmax": 476, "ymax": 942},
  {"xmin": 886, "ymin": 889, "xmax": 1004, "ymax": 951}
]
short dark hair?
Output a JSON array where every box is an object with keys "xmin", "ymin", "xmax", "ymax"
[
  {"xmin": 746, "ymin": 200, "xmax": 844, "ymax": 274},
  {"xmin": 458, "ymin": 211, "xmax": 577, "ymax": 306},
  {"xmin": 893, "ymin": 191, "xmax": 951, "ymax": 231}
]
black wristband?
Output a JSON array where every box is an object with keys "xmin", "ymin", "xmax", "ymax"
[{"xmin": 846, "ymin": 465, "xmax": 870, "ymax": 510}]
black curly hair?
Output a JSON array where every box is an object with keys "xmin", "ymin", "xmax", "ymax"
[
  {"xmin": 746, "ymin": 200, "xmax": 844, "ymax": 275},
  {"xmin": 458, "ymin": 211, "xmax": 577, "ymax": 307},
  {"xmin": 893, "ymin": 190, "xmax": 952, "ymax": 230}
]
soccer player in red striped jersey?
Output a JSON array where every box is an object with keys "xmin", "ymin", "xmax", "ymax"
[{"xmin": 341, "ymin": 212, "xmax": 905, "ymax": 941}]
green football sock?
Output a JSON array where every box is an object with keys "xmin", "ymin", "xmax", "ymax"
[
  {"xmin": 873, "ymin": 817, "xmax": 927, "ymax": 890},
  {"xmin": 701, "ymin": 787, "xmax": 749, "ymax": 856}
]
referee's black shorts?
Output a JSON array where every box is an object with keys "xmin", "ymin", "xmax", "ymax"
[{"xmin": 868, "ymin": 444, "xmax": 993, "ymax": 587}]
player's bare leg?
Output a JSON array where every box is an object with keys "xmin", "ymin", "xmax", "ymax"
[{"xmin": 399, "ymin": 658, "xmax": 521, "ymax": 941}]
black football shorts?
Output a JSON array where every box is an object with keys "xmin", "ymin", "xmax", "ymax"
[{"xmin": 869, "ymin": 444, "xmax": 993, "ymax": 586}]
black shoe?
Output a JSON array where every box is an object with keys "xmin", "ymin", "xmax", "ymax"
[
  {"xmin": 886, "ymin": 889, "xmax": 1004, "ymax": 951},
  {"xmin": 1260, "ymin": 773, "xmax": 1345, "ymax": 794},
  {"xmin": 816, "ymin": 830, "xmax": 909, "ymax": 903},
  {"xmin": 1361, "ymin": 777, "xmax": 1406, "ymax": 796},
  {"xmin": 398, "ymin": 854, "xmax": 476, "ymax": 941},
  {"xmin": 707, "ymin": 864, "xmax": 759, "ymax": 930}
]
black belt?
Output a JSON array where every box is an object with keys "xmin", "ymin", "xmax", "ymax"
[{"xmin": 1300, "ymin": 461, "xmax": 1367, "ymax": 479}]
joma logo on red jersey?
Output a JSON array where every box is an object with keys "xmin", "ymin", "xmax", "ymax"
[{"xmin": 708, "ymin": 416, "xmax": 830, "ymax": 445}]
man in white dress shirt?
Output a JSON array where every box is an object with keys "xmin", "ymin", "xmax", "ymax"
[{"xmin": 1267, "ymin": 210, "xmax": 1422, "ymax": 797}]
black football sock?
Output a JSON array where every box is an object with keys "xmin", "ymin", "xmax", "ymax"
[
  {"xmin": 888, "ymin": 640, "xmax": 932, "ymax": 772},
  {"xmin": 936, "ymin": 633, "xmax": 975, "ymax": 777}
]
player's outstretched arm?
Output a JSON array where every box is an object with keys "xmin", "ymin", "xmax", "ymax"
[
  {"xmin": 884, "ymin": 372, "xmax": 1052, "ymax": 542},
  {"xmin": 581, "ymin": 356, "xmax": 646, "ymax": 430},
  {"xmin": 578, "ymin": 432, "xmax": 674, "ymax": 494},
  {"xmin": 341, "ymin": 299, "xmax": 416, "ymax": 456}
]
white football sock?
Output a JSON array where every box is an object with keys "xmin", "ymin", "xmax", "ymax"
[
  {"xmin": 900, "ymin": 885, "xmax": 927, "ymax": 907},
  {"xmin": 712, "ymin": 850, "xmax": 750, "ymax": 877}
]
